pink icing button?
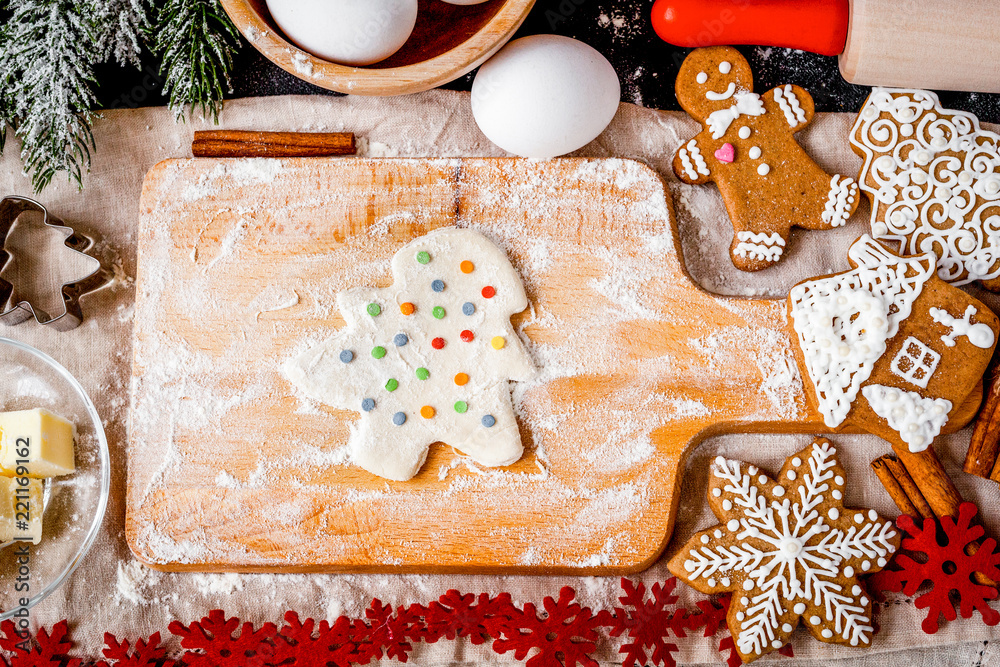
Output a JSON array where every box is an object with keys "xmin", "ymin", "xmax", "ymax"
[{"xmin": 714, "ymin": 143, "xmax": 735, "ymax": 164}]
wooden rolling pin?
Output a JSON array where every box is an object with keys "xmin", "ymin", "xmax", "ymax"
[{"xmin": 651, "ymin": 0, "xmax": 1000, "ymax": 94}]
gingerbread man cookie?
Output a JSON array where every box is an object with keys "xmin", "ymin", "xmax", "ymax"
[
  {"xmin": 787, "ymin": 235, "xmax": 998, "ymax": 453},
  {"xmin": 669, "ymin": 439, "xmax": 900, "ymax": 663},
  {"xmin": 851, "ymin": 88, "xmax": 1000, "ymax": 290},
  {"xmin": 673, "ymin": 46, "xmax": 860, "ymax": 271},
  {"xmin": 284, "ymin": 227, "xmax": 535, "ymax": 482}
]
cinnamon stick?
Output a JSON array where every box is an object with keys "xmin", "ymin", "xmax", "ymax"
[
  {"xmin": 192, "ymin": 131, "xmax": 356, "ymax": 158},
  {"xmin": 891, "ymin": 443, "xmax": 962, "ymax": 518},
  {"xmin": 872, "ymin": 455, "xmax": 932, "ymax": 519},
  {"xmin": 966, "ymin": 365, "xmax": 1000, "ymax": 478}
]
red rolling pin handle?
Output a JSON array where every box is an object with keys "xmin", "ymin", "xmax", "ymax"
[{"xmin": 651, "ymin": 0, "xmax": 850, "ymax": 57}]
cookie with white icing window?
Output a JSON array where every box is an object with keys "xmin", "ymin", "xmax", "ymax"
[
  {"xmin": 672, "ymin": 46, "xmax": 860, "ymax": 272},
  {"xmin": 851, "ymin": 88, "xmax": 1000, "ymax": 291},
  {"xmin": 787, "ymin": 235, "xmax": 998, "ymax": 454},
  {"xmin": 668, "ymin": 438, "xmax": 900, "ymax": 663}
]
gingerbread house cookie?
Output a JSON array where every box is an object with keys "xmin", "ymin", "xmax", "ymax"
[
  {"xmin": 668, "ymin": 438, "xmax": 900, "ymax": 662},
  {"xmin": 787, "ymin": 235, "xmax": 998, "ymax": 453},
  {"xmin": 851, "ymin": 88, "xmax": 1000, "ymax": 290},
  {"xmin": 673, "ymin": 46, "xmax": 860, "ymax": 272}
]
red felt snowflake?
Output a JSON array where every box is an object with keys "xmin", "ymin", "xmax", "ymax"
[
  {"xmin": 0, "ymin": 620, "xmax": 79, "ymax": 667},
  {"xmin": 421, "ymin": 590, "xmax": 515, "ymax": 645},
  {"xmin": 354, "ymin": 599, "xmax": 426, "ymax": 664},
  {"xmin": 604, "ymin": 578, "xmax": 683, "ymax": 667},
  {"xmin": 493, "ymin": 586, "xmax": 602, "ymax": 667},
  {"xmin": 101, "ymin": 632, "xmax": 174, "ymax": 667},
  {"xmin": 869, "ymin": 502, "xmax": 1000, "ymax": 633},
  {"xmin": 273, "ymin": 611, "xmax": 365, "ymax": 667},
  {"xmin": 169, "ymin": 610, "xmax": 277, "ymax": 667}
]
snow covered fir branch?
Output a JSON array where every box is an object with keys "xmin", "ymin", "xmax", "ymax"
[{"xmin": 0, "ymin": 0, "xmax": 239, "ymax": 191}]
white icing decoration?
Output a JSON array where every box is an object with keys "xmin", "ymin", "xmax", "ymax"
[
  {"xmin": 697, "ymin": 72, "xmax": 708, "ymax": 84},
  {"xmin": 706, "ymin": 82, "xmax": 736, "ymax": 101},
  {"xmin": 720, "ymin": 61, "xmax": 732, "ymax": 74},
  {"xmin": 283, "ymin": 227, "xmax": 536, "ymax": 481},
  {"xmin": 789, "ymin": 235, "xmax": 934, "ymax": 427},
  {"xmin": 678, "ymin": 147, "xmax": 698, "ymax": 181},
  {"xmin": 734, "ymin": 231, "xmax": 785, "ymax": 262},
  {"xmin": 686, "ymin": 442, "xmax": 897, "ymax": 658},
  {"xmin": 786, "ymin": 471, "xmax": 796, "ymax": 480},
  {"xmin": 739, "ymin": 126, "xmax": 752, "ymax": 139},
  {"xmin": 773, "ymin": 84, "xmax": 807, "ymax": 128},
  {"xmin": 862, "ymin": 385, "xmax": 952, "ymax": 453},
  {"xmin": 822, "ymin": 175, "xmax": 859, "ymax": 228},
  {"xmin": 757, "ymin": 164, "xmax": 770, "ymax": 176},
  {"xmin": 687, "ymin": 140, "xmax": 710, "ymax": 176},
  {"xmin": 706, "ymin": 92, "xmax": 766, "ymax": 139},
  {"xmin": 889, "ymin": 336, "xmax": 941, "ymax": 389},
  {"xmin": 850, "ymin": 88, "xmax": 1000, "ymax": 286},
  {"xmin": 713, "ymin": 487, "xmax": 723, "ymax": 497},
  {"xmin": 930, "ymin": 305, "xmax": 996, "ymax": 348},
  {"xmin": 748, "ymin": 146, "xmax": 762, "ymax": 160}
]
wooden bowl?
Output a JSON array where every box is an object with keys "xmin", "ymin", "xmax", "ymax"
[{"xmin": 221, "ymin": 0, "xmax": 537, "ymax": 96}]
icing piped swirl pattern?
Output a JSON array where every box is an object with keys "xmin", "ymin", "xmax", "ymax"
[{"xmin": 851, "ymin": 88, "xmax": 1000, "ymax": 287}]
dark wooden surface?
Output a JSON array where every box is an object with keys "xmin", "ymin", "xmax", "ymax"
[{"xmin": 93, "ymin": 0, "xmax": 1000, "ymax": 122}]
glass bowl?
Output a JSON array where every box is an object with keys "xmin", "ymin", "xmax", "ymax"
[{"xmin": 0, "ymin": 337, "xmax": 109, "ymax": 619}]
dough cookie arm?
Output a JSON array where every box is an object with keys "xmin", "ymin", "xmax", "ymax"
[
  {"xmin": 673, "ymin": 134, "xmax": 713, "ymax": 185},
  {"xmin": 768, "ymin": 84, "xmax": 815, "ymax": 132}
]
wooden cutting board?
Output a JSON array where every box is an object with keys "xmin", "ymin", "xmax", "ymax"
[{"xmin": 125, "ymin": 157, "xmax": 971, "ymax": 574}]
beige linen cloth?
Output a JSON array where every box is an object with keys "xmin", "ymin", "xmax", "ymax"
[{"xmin": 1, "ymin": 90, "xmax": 1000, "ymax": 666}]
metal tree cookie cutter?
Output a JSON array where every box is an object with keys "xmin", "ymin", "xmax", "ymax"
[{"xmin": 0, "ymin": 196, "xmax": 111, "ymax": 331}]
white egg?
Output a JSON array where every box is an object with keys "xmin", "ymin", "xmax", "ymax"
[
  {"xmin": 266, "ymin": 0, "xmax": 418, "ymax": 67},
  {"xmin": 471, "ymin": 35, "xmax": 621, "ymax": 158}
]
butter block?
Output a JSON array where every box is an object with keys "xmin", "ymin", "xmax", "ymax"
[
  {"xmin": 8, "ymin": 477, "xmax": 42, "ymax": 544},
  {"xmin": 0, "ymin": 408, "xmax": 75, "ymax": 478}
]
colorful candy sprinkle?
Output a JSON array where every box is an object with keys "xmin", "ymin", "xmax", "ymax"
[
  {"xmin": 460, "ymin": 330, "xmax": 474, "ymax": 342},
  {"xmin": 421, "ymin": 406, "xmax": 436, "ymax": 419},
  {"xmin": 432, "ymin": 280, "xmax": 445, "ymax": 292},
  {"xmin": 433, "ymin": 306, "xmax": 446, "ymax": 319},
  {"xmin": 461, "ymin": 260, "xmax": 474, "ymax": 274},
  {"xmin": 482, "ymin": 286, "xmax": 496, "ymax": 299},
  {"xmin": 454, "ymin": 401, "xmax": 468, "ymax": 414},
  {"xmin": 454, "ymin": 373, "xmax": 469, "ymax": 386},
  {"xmin": 400, "ymin": 302, "xmax": 415, "ymax": 315},
  {"xmin": 416, "ymin": 367, "xmax": 430, "ymax": 380},
  {"xmin": 339, "ymin": 350, "xmax": 354, "ymax": 363},
  {"xmin": 371, "ymin": 346, "xmax": 386, "ymax": 359},
  {"xmin": 367, "ymin": 303, "xmax": 381, "ymax": 316},
  {"xmin": 463, "ymin": 302, "xmax": 475, "ymax": 316},
  {"xmin": 432, "ymin": 337, "xmax": 445, "ymax": 349},
  {"xmin": 491, "ymin": 336, "xmax": 505, "ymax": 350},
  {"xmin": 362, "ymin": 398, "xmax": 375, "ymax": 412},
  {"xmin": 386, "ymin": 378, "xmax": 399, "ymax": 392},
  {"xmin": 393, "ymin": 412, "xmax": 407, "ymax": 426},
  {"xmin": 394, "ymin": 333, "xmax": 408, "ymax": 347},
  {"xmin": 482, "ymin": 415, "xmax": 496, "ymax": 428},
  {"xmin": 416, "ymin": 251, "xmax": 430, "ymax": 265}
]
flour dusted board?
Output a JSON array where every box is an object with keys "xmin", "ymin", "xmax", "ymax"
[{"xmin": 129, "ymin": 157, "xmax": 829, "ymax": 573}]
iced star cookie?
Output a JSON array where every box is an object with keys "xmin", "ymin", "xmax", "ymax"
[
  {"xmin": 284, "ymin": 227, "xmax": 536, "ymax": 481},
  {"xmin": 787, "ymin": 235, "xmax": 998, "ymax": 453},
  {"xmin": 851, "ymin": 88, "xmax": 1000, "ymax": 290},
  {"xmin": 668, "ymin": 439, "xmax": 900, "ymax": 663},
  {"xmin": 673, "ymin": 46, "xmax": 860, "ymax": 272}
]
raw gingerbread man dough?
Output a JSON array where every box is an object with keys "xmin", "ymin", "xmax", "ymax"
[{"xmin": 673, "ymin": 46, "xmax": 861, "ymax": 271}]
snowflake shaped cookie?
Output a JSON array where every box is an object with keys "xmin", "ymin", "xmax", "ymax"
[
  {"xmin": 668, "ymin": 439, "xmax": 900, "ymax": 663},
  {"xmin": 284, "ymin": 227, "xmax": 536, "ymax": 481}
]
